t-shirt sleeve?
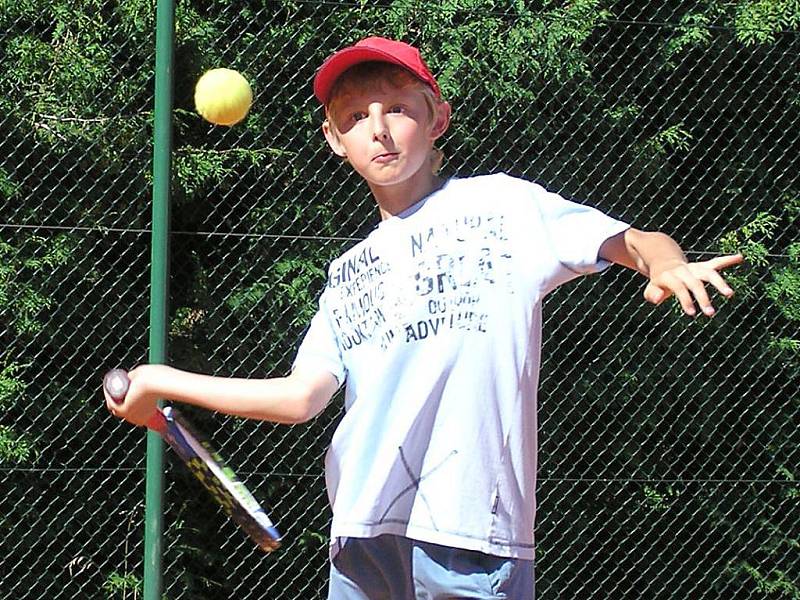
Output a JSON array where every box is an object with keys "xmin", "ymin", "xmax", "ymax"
[
  {"xmin": 531, "ymin": 181, "xmax": 630, "ymax": 275},
  {"xmin": 292, "ymin": 290, "xmax": 347, "ymax": 385}
]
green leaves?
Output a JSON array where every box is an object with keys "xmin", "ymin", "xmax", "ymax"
[
  {"xmin": 173, "ymin": 146, "xmax": 289, "ymax": 200},
  {"xmin": 664, "ymin": 12, "xmax": 714, "ymax": 62},
  {"xmin": 0, "ymin": 361, "xmax": 27, "ymax": 410},
  {"xmin": 727, "ymin": 562, "xmax": 800, "ymax": 598},
  {"xmin": 0, "ymin": 425, "xmax": 34, "ymax": 464},
  {"xmin": 102, "ymin": 571, "xmax": 143, "ymax": 597},
  {"xmin": 0, "ymin": 234, "xmax": 77, "ymax": 335},
  {"xmin": 225, "ymin": 257, "xmax": 325, "ymax": 326},
  {"xmin": 766, "ymin": 258, "xmax": 800, "ymax": 321},
  {"xmin": 735, "ymin": 0, "xmax": 800, "ymax": 44},
  {"xmin": 0, "ymin": 359, "xmax": 33, "ymax": 464},
  {"xmin": 639, "ymin": 123, "xmax": 694, "ymax": 157},
  {"xmin": 720, "ymin": 211, "xmax": 780, "ymax": 267}
]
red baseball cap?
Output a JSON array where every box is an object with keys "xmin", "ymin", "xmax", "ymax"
[{"xmin": 313, "ymin": 36, "xmax": 441, "ymax": 105}]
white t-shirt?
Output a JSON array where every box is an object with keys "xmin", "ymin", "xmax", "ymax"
[{"xmin": 293, "ymin": 173, "xmax": 629, "ymax": 560}]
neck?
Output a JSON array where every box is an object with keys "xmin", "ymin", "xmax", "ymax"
[{"xmin": 370, "ymin": 168, "xmax": 445, "ymax": 220}]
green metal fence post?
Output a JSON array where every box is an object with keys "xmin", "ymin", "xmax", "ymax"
[{"xmin": 144, "ymin": 0, "xmax": 175, "ymax": 597}]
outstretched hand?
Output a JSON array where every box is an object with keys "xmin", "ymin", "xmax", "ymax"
[{"xmin": 644, "ymin": 254, "xmax": 744, "ymax": 317}]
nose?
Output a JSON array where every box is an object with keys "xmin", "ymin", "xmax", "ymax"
[{"xmin": 369, "ymin": 106, "xmax": 390, "ymax": 142}]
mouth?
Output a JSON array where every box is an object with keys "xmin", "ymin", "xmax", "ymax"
[{"xmin": 372, "ymin": 152, "xmax": 399, "ymax": 163}]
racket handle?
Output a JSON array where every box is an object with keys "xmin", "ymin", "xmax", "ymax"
[{"xmin": 103, "ymin": 368, "xmax": 130, "ymax": 402}]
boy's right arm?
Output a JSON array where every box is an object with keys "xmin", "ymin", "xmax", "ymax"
[{"xmin": 104, "ymin": 364, "xmax": 340, "ymax": 428}]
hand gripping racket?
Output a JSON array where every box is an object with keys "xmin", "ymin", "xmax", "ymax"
[{"xmin": 103, "ymin": 368, "xmax": 281, "ymax": 552}]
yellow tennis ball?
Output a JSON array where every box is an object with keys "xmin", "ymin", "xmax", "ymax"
[{"xmin": 194, "ymin": 68, "xmax": 252, "ymax": 126}]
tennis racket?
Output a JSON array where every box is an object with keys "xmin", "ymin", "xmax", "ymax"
[{"xmin": 103, "ymin": 368, "xmax": 281, "ymax": 552}]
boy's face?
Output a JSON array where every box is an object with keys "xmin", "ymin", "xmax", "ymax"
[{"xmin": 322, "ymin": 83, "xmax": 450, "ymax": 190}]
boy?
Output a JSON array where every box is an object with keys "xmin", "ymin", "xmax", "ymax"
[{"xmin": 106, "ymin": 37, "xmax": 743, "ymax": 599}]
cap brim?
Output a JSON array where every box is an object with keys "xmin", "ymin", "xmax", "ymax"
[{"xmin": 313, "ymin": 47, "xmax": 412, "ymax": 105}]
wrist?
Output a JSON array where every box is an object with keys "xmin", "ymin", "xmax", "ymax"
[{"xmin": 131, "ymin": 363, "xmax": 176, "ymax": 401}]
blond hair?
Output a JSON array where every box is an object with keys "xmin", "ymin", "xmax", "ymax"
[{"xmin": 325, "ymin": 62, "xmax": 445, "ymax": 174}]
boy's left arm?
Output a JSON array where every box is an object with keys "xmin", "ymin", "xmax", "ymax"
[{"xmin": 599, "ymin": 228, "xmax": 744, "ymax": 317}]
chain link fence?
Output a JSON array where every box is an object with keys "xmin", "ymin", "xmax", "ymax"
[{"xmin": 1, "ymin": 1, "xmax": 798, "ymax": 598}]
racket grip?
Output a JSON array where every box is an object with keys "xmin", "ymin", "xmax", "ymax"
[{"xmin": 103, "ymin": 368, "xmax": 130, "ymax": 402}]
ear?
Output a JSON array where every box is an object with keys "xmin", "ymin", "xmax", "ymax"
[
  {"xmin": 322, "ymin": 120, "xmax": 347, "ymax": 158},
  {"xmin": 429, "ymin": 101, "xmax": 451, "ymax": 141}
]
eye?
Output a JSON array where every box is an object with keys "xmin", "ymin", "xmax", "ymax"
[
  {"xmin": 351, "ymin": 111, "xmax": 367, "ymax": 122},
  {"xmin": 388, "ymin": 105, "xmax": 405, "ymax": 114}
]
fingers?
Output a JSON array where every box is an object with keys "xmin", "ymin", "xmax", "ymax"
[
  {"xmin": 644, "ymin": 269, "xmax": 702, "ymax": 316},
  {"xmin": 703, "ymin": 268, "xmax": 734, "ymax": 298},
  {"xmin": 104, "ymin": 385, "xmax": 124, "ymax": 418},
  {"xmin": 689, "ymin": 255, "xmax": 742, "ymax": 304},
  {"xmin": 683, "ymin": 272, "xmax": 714, "ymax": 316},
  {"xmin": 671, "ymin": 272, "xmax": 704, "ymax": 316},
  {"xmin": 705, "ymin": 253, "xmax": 744, "ymax": 271},
  {"xmin": 647, "ymin": 254, "xmax": 742, "ymax": 317},
  {"xmin": 103, "ymin": 368, "xmax": 151, "ymax": 427},
  {"xmin": 643, "ymin": 282, "xmax": 667, "ymax": 305},
  {"xmin": 701, "ymin": 254, "xmax": 742, "ymax": 297}
]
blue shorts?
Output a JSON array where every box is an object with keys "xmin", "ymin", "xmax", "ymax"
[{"xmin": 328, "ymin": 534, "xmax": 534, "ymax": 599}]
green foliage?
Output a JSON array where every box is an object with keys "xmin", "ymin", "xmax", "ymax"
[
  {"xmin": 720, "ymin": 211, "xmax": 780, "ymax": 267},
  {"xmin": 174, "ymin": 146, "xmax": 290, "ymax": 199},
  {"xmin": 642, "ymin": 484, "xmax": 679, "ymax": 512},
  {"xmin": 174, "ymin": 148, "xmax": 229, "ymax": 198},
  {"xmin": 225, "ymin": 281, "xmax": 272, "ymax": 315},
  {"xmin": 638, "ymin": 123, "xmax": 694, "ymax": 157},
  {"xmin": 768, "ymin": 336, "xmax": 800, "ymax": 354},
  {"xmin": 664, "ymin": 12, "xmax": 715, "ymax": 61},
  {"xmin": 273, "ymin": 257, "xmax": 327, "ymax": 325},
  {"xmin": 727, "ymin": 562, "xmax": 800, "ymax": 598},
  {"xmin": 604, "ymin": 103, "xmax": 641, "ymax": 124},
  {"xmin": 0, "ymin": 425, "xmax": 34, "ymax": 463},
  {"xmin": 719, "ymin": 203, "xmax": 799, "ymax": 356},
  {"xmin": 715, "ymin": 193, "xmax": 799, "ymax": 598},
  {"xmin": 116, "ymin": 0, "xmax": 156, "ymax": 37},
  {"xmin": 778, "ymin": 466, "xmax": 800, "ymax": 500},
  {"xmin": 0, "ymin": 167, "xmax": 19, "ymax": 200},
  {"xmin": 170, "ymin": 306, "xmax": 207, "ymax": 338},
  {"xmin": 0, "ymin": 360, "xmax": 27, "ymax": 409},
  {"xmin": 224, "ymin": 257, "xmax": 325, "ymax": 326},
  {"xmin": 298, "ymin": 528, "xmax": 327, "ymax": 548},
  {"xmin": 767, "ymin": 262, "xmax": 800, "ymax": 321},
  {"xmin": 102, "ymin": 571, "xmax": 143, "ymax": 597},
  {"xmin": 0, "ymin": 235, "xmax": 77, "ymax": 334},
  {"xmin": 359, "ymin": 0, "xmax": 611, "ymax": 105},
  {"xmin": 735, "ymin": 0, "xmax": 800, "ymax": 44}
]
